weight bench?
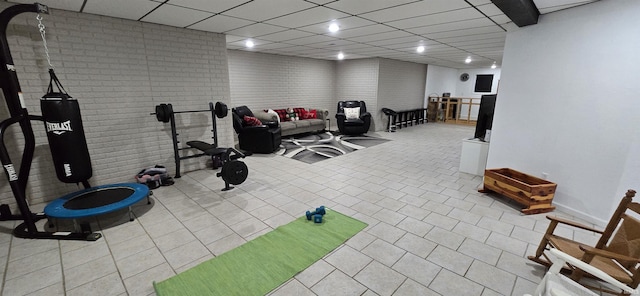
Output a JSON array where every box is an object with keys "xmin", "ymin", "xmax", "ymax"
[
  {"xmin": 187, "ymin": 141, "xmax": 227, "ymax": 158},
  {"xmin": 186, "ymin": 141, "xmax": 248, "ymax": 191}
]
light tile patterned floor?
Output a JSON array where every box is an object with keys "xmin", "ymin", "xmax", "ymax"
[{"xmin": 0, "ymin": 124, "xmax": 603, "ymax": 295}]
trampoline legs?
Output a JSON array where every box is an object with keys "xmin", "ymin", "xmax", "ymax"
[{"xmin": 128, "ymin": 206, "xmax": 134, "ymax": 222}]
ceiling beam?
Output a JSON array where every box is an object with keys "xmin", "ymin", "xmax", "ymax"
[{"xmin": 491, "ymin": 0, "xmax": 540, "ymax": 27}]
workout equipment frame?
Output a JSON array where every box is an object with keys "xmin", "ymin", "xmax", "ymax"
[
  {"xmin": 0, "ymin": 3, "xmax": 100, "ymax": 240},
  {"xmin": 152, "ymin": 102, "xmax": 249, "ymax": 190},
  {"xmin": 151, "ymin": 102, "xmax": 224, "ymax": 178},
  {"xmin": 0, "ymin": 4, "xmax": 150, "ymax": 241}
]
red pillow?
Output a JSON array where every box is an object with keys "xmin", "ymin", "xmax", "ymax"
[
  {"xmin": 243, "ymin": 115, "xmax": 262, "ymax": 126},
  {"xmin": 272, "ymin": 109, "xmax": 289, "ymax": 122},
  {"xmin": 302, "ymin": 109, "xmax": 317, "ymax": 119},
  {"xmin": 293, "ymin": 108, "xmax": 306, "ymax": 118}
]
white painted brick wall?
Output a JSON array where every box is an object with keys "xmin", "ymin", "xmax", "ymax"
[
  {"xmin": 335, "ymin": 58, "xmax": 380, "ymax": 129},
  {"xmin": 228, "ymin": 50, "xmax": 335, "ymax": 116},
  {"xmin": 377, "ymin": 58, "xmax": 427, "ymax": 131},
  {"xmin": 0, "ymin": 4, "xmax": 231, "ymax": 208}
]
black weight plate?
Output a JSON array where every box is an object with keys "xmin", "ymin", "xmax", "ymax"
[
  {"xmin": 221, "ymin": 160, "xmax": 248, "ymax": 185},
  {"xmin": 214, "ymin": 102, "xmax": 228, "ymax": 118},
  {"xmin": 155, "ymin": 104, "xmax": 165, "ymax": 122},
  {"xmin": 155, "ymin": 104, "xmax": 171, "ymax": 122}
]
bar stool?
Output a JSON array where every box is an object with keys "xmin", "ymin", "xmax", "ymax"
[{"xmin": 381, "ymin": 108, "xmax": 397, "ymax": 132}]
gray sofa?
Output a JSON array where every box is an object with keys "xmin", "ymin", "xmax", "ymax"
[{"xmin": 254, "ymin": 109, "xmax": 329, "ymax": 137}]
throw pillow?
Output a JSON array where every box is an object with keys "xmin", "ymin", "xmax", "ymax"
[
  {"xmin": 344, "ymin": 107, "xmax": 360, "ymax": 120},
  {"xmin": 293, "ymin": 108, "xmax": 306, "ymax": 119},
  {"xmin": 273, "ymin": 109, "xmax": 289, "ymax": 121},
  {"xmin": 266, "ymin": 109, "xmax": 280, "ymax": 123},
  {"xmin": 243, "ymin": 115, "xmax": 262, "ymax": 126},
  {"xmin": 302, "ymin": 109, "xmax": 317, "ymax": 119}
]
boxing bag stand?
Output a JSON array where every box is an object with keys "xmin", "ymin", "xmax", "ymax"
[{"xmin": 0, "ymin": 3, "xmax": 100, "ymax": 240}]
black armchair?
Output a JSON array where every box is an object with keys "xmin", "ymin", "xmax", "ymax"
[
  {"xmin": 335, "ymin": 101, "xmax": 371, "ymax": 135},
  {"xmin": 232, "ymin": 106, "xmax": 281, "ymax": 153}
]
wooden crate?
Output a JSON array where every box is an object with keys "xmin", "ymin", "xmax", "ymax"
[{"xmin": 479, "ymin": 168, "xmax": 557, "ymax": 214}]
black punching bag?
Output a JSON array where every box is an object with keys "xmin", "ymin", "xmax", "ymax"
[{"xmin": 41, "ymin": 69, "xmax": 92, "ymax": 183}]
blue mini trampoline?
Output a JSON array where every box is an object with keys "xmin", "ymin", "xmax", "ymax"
[{"xmin": 44, "ymin": 183, "xmax": 150, "ymax": 220}]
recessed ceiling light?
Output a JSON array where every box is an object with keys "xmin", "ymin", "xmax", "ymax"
[
  {"xmin": 465, "ymin": 56, "xmax": 472, "ymax": 64},
  {"xmin": 416, "ymin": 46, "xmax": 425, "ymax": 53},
  {"xmin": 337, "ymin": 52, "xmax": 344, "ymax": 60},
  {"xmin": 245, "ymin": 40, "xmax": 254, "ymax": 48},
  {"xmin": 491, "ymin": 62, "xmax": 497, "ymax": 69},
  {"xmin": 329, "ymin": 22, "xmax": 340, "ymax": 33}
]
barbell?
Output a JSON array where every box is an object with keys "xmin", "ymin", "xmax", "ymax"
[{"xmin": 152, "ymin": 102, "xmax": 228, "ymax": 122}]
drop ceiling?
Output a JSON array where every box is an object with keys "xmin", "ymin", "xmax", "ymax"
[{"xmin": 7, "ymin": 0, "xmax": 598, "ymax": 69}]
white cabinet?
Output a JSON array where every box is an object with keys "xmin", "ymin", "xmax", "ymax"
[{"xmin": 460, "ymin": 139, "xmax": 489, "ymax": 175}]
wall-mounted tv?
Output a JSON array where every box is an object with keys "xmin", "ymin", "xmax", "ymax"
[
  {"xmin": 474, "ymin": 94, "xmax": 497, "ymax": 141},
  {"xmin": 475, "ymin": 74, "xmax": 494, "ymax": 93}
]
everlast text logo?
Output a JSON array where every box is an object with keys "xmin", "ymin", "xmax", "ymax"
[
  {"xmin": 3, "ymin": 164, "xmax": 18, "ymax": 181},
  {"xmin": 46, "ymin": 120, "xmax": 72, "ymax": 135}
]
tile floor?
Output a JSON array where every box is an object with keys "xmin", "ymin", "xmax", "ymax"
[{"xmin": 0, "ymin": 123, "xmax": 604, "ymax": 295}]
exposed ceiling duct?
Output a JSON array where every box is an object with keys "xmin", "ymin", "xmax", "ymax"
[{"xmin": 491, "ymin": 0, "xmax": 540, "ymax": 27}]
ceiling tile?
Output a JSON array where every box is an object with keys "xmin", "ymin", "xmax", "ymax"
[
  {"xmin": 83, "ymin": 0, "xmax": 160, "ymax": 21},
  {"xmin": 364, "ymin": 35, "xmax": 431, "ymax": 47},
  {"xmin": 336, "ymin": 24, "xmax": 396, "ymax": 39},
  {"xmin": 254, "ymin": 43, "xmax": 299, "ymax": 50},
  {"xmin": 297, "ymin": 16, "xmax": 376, "ymax": 34},
  {"xmin": 437, "ymin": 32, "xmax": 506, "ymax": 43},
  {"xmin": 257, "ymin": 30, "xmax": 315, "ymax": 42},
  {"xmin": 425, "ymin": 25, "xmax": 504, "ymax": 39},
  {"xmin": 141, "ymin": 4, "xmax": 213, "ymax": 28},
  {"xmin": 10, "ymin": 0, "xmax": 84, "ymax": 11},
  {"xmin": 407, "ymin": 18, "xmax": 497, "ymax": 35},
  {"xmin": 165, "ymin": 0, "xmax": 245, "ymax": 13},
  {"xmin": 18, "ymin": 0, "xmax": 597, "ymax": 69},
  {"xmin": 188, "ymin": 14, "xmax": 254, "ymax": 33},
  {"xmin": 277, "ymin": 45, "xmax": 318, "ymax": 54},
  {"xmin": 227, "ymin": 38, "xmax": 271, "ymax": 48},
  {"xmin": 334, "ymin": 43, "xmax": 378, "ymax": 50},
  {"xmin": 349, "ymin": 30, "xmax": 414, "ymax": 43},
  {"xmin": 325, "ymin": 0, "xmax": 419, "ymax": 15},
  {"xmin": 447, "ymin": 37, "xmax": 505, "ymax": 47},
  {"xmin": 265, "ymin": 6, "xmax": 350, "ymax": 28},
  {"xmin": 386, "ymin": 8, "xmax": 483, "ymax": 29},
  {"xmin": 533, "ymin": 0, "xmax": 595, "ymax": 10},
  {"xmin": 475, "ymin": 3, "xmax": 504, "ymax": 16},
  {"xmin": 467, "ymin": 0, "xmax": 492, "ymax": 5},
  {"xmin": 359, "ymin": 0, "xmax": 470, "ymax": 23},
  {"xmin": 383, "ymin": 41, "xmax": 436, "ymax": 50},
  {"xmin": 226, "ymin": 35, "xmax": 245, "ymax": 43},
  {"xmin": 284, "ymin": 35, "xmax": 339, "ymax": 46},
  {"xmin": 223, "ymin": 0, "xmax": 316, "ymax": 22},
  {"xmin": 306, "ymin": 0, "xmax": 337, "ymax": 4},
  {"xmin": 490, "ymin": 15, "xmax": 512, "ymax": 25},
  {"xmin": 225, "ymin": 23, "xmax": 287, "ymax": 38},
  {"xmin": 308, "ymin": 39, "xmax": 357, "ymax": 48}
]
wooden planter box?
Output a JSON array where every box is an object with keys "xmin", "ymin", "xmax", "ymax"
[{"xmin": 479, "ymin": 168, "xmax": 557, "ymax": 214}]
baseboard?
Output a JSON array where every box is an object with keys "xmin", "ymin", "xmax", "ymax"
[{"xmin": 553, "ymin": 202, "xmax": 609, "ymax": 228}]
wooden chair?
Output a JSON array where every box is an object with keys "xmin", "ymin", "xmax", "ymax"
[{"xmin": 528, "ymin": 189, "xmax": 640, "ymax": 295}]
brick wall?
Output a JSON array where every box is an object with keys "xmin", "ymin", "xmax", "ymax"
[
  {"xmin": 228, "ymin": 50, "xmax": 335, "ymax": 116},
  {"xmin": 335, "ymin": 58, "xmax": 380, "ymax": 129},
  {"xmin": 377, "ymin": 58, "xmax": 427, "ymax": 130},
  {"xmin": 0, "ymin": 4, "xmax": 231, "ymax": 208}
]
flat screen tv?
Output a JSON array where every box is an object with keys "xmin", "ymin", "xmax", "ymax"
[
  {"xmin": 474, "ymin": 94, "xmax": 497, "ymax": 141},
  {"xmin": 475, "ymin": 74, "xmax": 494, "ymax": 92}
]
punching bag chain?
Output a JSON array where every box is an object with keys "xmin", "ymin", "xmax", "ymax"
[{"xmin": 36, "ymin": 14, "xmax": 54, "ymax": 69}]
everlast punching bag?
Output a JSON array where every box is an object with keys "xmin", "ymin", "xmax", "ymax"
[{"xmin": 40, "ymin": 69, "xmax": 92, "ymax": 183}]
